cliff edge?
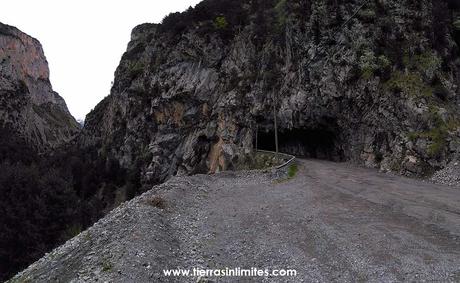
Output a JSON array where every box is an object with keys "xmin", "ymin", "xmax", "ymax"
[{"xmin": 0, "ymin": 22, "xmax": 79, "ymax": 151}]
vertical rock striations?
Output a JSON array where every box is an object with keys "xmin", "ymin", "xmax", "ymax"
[
  {"xmin": 81, "ymin": 0, "xmax": 460, "ymax": 184},
  {"xmin": 0, "ymin": 22, "xmax": 79, "ymax": 151}
]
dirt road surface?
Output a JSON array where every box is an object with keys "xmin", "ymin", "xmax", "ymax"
[{"xmin": 10, "ymin": 159, "xmax": 460, "ymax": 282}]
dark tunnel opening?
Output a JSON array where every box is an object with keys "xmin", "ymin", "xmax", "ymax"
[{"xmin": 255, "ymin": 127, "xmax": 345, "ymax": 162}]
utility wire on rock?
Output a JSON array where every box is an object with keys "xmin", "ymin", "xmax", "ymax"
[{"xmin": 304, "ymin": 0, "xmax": 372, "ymax": 70}]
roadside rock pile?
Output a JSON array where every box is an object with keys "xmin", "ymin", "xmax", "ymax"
[{"xmin": 431, "ymin": 160, "xmax": 460, "ymax": 187}]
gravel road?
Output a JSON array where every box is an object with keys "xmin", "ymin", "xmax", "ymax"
[{"xmin": 10, "ymin": 159, "xmax": 460, "ymax": 282}]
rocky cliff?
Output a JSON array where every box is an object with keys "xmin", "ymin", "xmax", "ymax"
[
  {"xmin": 0, "ymin": 22, "xmax": 79, "ymax": 151},
  {"xmin": 81, "ymin": 0, "xmax": 460, "ymax": 184}
]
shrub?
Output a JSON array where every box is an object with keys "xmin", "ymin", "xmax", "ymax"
[
  {"xmin": 287, "ymin": 163, "xmax": 298, "ymax": 178},
  {"xmin": 359, "ymin": 50, "xmax": 390, "ymax": 80},
  {"xmin": 383, "ymin": 71, "xmax": 433, "ymax": 98},
  {"xmin": 358, "ymin": 9, "xmax": 376, "ymax": 22},
  {"xmin": 160, "ymin": 0, "xmax": 248, "ymax": 40},
  {"xmin": 213, "ymin": 16, "xmax": 228, "ymax": 29},
  {"xmin": 453, "ymin": 18, "xmax": 460, "ymax": 31},
  {"xmin": 126, "ymin": 61, "xmax": 145, "ymax": 78},
  {"xmin": 403, "ymin": 51, "xmax": 441, "ymax": 73},
  {"xmin": 0, "ymin": 126, "xmax": 38, "ymax": 165},
  {"xmin": 432, "ymin": 1, "xmax": 450, "ymax": 52},
  {"xmin": 102, "ymin": 259, "xmax": 113, "ymax": 272},
  {"xmin": 407, "ymin": 107, "xmax": 460, "ymax": 158},
  {"xmin": 0, "ymin": 162, "xmax": 79, "ymax": 281},
  {"xmin": 148, "ymin": 195, "xmax": 167, "ymax": 209},
  {"xmin": 274, "ymin": 0, "xmax": 287, "ymax": 28},
  {"xmin": 432, "ymin": 80, "xmax": 449, "ymax": 101}
]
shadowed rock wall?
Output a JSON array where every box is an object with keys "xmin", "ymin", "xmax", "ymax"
[{"xmin": 80, "ymin": 0, "xmax": 460, "ymax": 183}]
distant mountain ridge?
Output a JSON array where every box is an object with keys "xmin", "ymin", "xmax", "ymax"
[{"xmin": 0, "ymin": 22, "xmax": 79, "ymax": 151}]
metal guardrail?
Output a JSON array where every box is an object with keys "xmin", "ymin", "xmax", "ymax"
[
  {"xmin": 255, "ymin": 150, "xmax": 296, "ymax": 170},
  {"xmin": 276, "ymin": 154, "xmax": 296, "ymax": 170}
]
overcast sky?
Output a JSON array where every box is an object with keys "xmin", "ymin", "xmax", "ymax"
[{"xmin": 0, "ymin": 0, "xmax": 202, "ymax": 120}]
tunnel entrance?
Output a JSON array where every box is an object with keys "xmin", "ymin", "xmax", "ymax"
[{"xmin": 256, "ymin": 127, "xmax": 344, "ymax": 161}]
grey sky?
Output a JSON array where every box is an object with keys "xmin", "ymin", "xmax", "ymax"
[{"xmin": 1, "ymin": 0, "xmax": 202, "ymax": 120}]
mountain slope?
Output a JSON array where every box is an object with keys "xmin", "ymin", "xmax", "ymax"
[
  {"xmin": 0, "ymin": 22, "xmax": 79, "ymax": 152},
  {"xmin": 0, "ymin": 23, "xmax": 82, "ymax": 281},
  {"xmin": 9, "ymin": 160, "xmax": 460, "ymax": 282},
  {"xmin": 79, "ymin": 0, "xmax": 460, "ymax": 187}
]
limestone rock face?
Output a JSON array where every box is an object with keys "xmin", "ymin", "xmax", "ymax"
[
  {"xmin": 0, "ymin": 22, "xmax": 79, "ymax": 150},
  {"xmin": 81, "ymin": 0, "xmax": 460, "ymax": 183}
]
